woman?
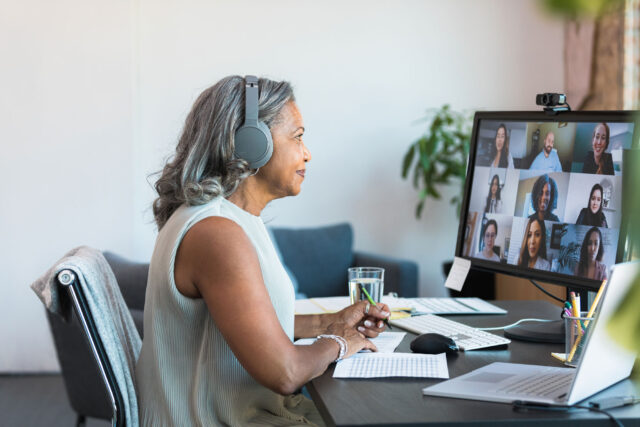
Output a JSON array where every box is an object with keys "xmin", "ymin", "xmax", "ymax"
[
  {"xmin": 582, "ymin": 122, "xmax": 614, "ymax": 175},
  {"xmin": 517, "ymin": 217, "xmax": 550, "ymax": 270},
  {"xmin": 576, "ymin": 183, "xmax": 609, "ymax": 228},
  {"xmin": 475, "ymin": 219, "xmax": 500, "ymax": 261},
  {"xmin": 490, "ymin": 124, "xmax": 514, "ymax": 168},
  {"xmin": 484, "ymin": 174, "xmax": 502, "ymax": 213},
  {"xmin": 575, "ymin": 227, "xmax": 608, "ymax": 280},
  {"xmin": 136, "ymin": 76, "xmax": 389, "ymax": 426},
  {"xmin": 528, "ymin": 174, "xmax": 559, "ymax": 222}
]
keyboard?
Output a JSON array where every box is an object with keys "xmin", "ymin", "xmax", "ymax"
[
  {"xmin": 411, "ymin": 297, "xmax": 507, "ymax": 315},
  {"xmin": 496, "ymin": 372, "xmax": 574, "ymax": 399},
  {"xmin": 390, "ymin": 314, "xmax": 511, "ymax": 350}
]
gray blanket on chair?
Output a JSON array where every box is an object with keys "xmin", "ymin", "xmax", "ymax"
[{"xmin": 31, "ymin": 246, "xmax": 141, "ymax": 426}]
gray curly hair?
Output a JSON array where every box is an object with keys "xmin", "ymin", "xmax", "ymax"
[{"xmin": 152, "ymin": 75, "xmax": 295, "ymax": 229}]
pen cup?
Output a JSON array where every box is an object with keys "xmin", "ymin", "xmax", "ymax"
[
  {"xmin": 564, "ymin": 312, "xmax": 594, "ymax": 367},
  {"xmin": 348, "ymin": 267, "xmax": 384, "ymax": 305}
]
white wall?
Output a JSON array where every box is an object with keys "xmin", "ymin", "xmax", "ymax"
[
  {"xmin": 1, "ymin": 0, "xmax": 564, "ymax": 372},
  {"xmin": 0, "ymin": 0, "xmax": 134, "ymax": 371}
]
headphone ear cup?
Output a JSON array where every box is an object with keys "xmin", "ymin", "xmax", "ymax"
[{"xmin": 234, "ymin": 121, "xmax": 273, "ymax": 169}]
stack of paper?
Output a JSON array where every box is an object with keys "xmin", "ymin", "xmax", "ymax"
[
  {"xmin": 333, "ymin": 353, "xmax": 449, "ymax": 379},
  {"xmin": 294, "ymin": 332, "xmax": 406, "ymax": 354}
]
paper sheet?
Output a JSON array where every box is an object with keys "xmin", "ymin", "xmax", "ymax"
[
  {"xmin": 444, "ymin": 256, "xmax": 471, "ymax": 291},
  {"xmin": 294, "ymin": 332, "xmax": 406, "ymax": 354},
  {"xmin": 295, "ymin": 296, "xmax": 413, "ymax": 315},
  {"xmin": 333, "ymin": 352, "xmax": 449, "ymax": 379}
]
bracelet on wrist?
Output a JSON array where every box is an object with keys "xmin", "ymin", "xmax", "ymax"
[{"xmin": 317, "ymin": 334, "xmax": 347, "ymax": 362}]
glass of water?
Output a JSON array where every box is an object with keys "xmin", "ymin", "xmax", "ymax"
[{"xmin": 348, "ymin": 267, "xmax": 385, "ymax": 305}]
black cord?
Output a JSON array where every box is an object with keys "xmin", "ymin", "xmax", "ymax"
[
  {"xmin": 513, "ymin": 401, "xmax": 625, "ymax": 427},
  {"xmin": 574, "ymin": 405, "xmax": 624, "ymax": 427},
  {"xmin": 529, "ymin": 279, "xmax": 565, "ymax": 303}
]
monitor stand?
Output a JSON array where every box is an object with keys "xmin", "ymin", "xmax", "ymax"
[{"xmin": 504, "ymin": 319, "xmax": 564, "ymax": 344}]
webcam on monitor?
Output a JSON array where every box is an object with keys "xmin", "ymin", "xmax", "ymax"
[
  {"xmin": 536, "ymin": 93, "xmax": 571, "ymax": 114},
  {"xmin": 535, "ymin": 93, "xmax": 567, "ymax": 107}
]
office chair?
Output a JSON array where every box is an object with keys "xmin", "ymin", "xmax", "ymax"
[
  {"xmin": 55, "ymin": 268, "xmax": 127, "ymax": 426},
  {"xmin": 42, "ymin": 248, "xmax": 141, "ymax": 427}
]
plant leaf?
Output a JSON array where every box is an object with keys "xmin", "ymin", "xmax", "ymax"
[{"xmin": 401, "ymin": 144, "xmax": 415, "ymax": 178}]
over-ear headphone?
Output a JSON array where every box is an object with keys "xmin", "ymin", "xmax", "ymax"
[{"xmin": 234, "ymin": 75, "xmax": 273, "ymax": 169}]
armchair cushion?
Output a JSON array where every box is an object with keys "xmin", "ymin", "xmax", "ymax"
[
  {"xmin": 269, "ymin": 223, "xmax": 418, "ymax": 299},
  {"xmin": 269, "ymin": 223, "xmax": 354, "ymax": 298},
  {"xmin": 354, "ymin": 251, "xmax": 418, "ymax": 298}
]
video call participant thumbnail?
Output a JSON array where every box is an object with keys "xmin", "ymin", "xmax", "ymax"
[
  {"xmin": 575, "ymin": 226, "xmax": 608, "ymax": 280},
  {"xmin": 518, "ymin": 217, "xmax": 550, "ymax": 270},
  {"xmin": 485, "ymin": 174, "xmax": 502, "ymax": 213},
  {"xmin": 576, "ymin": 183, "xmax": 608, "ymax": 228},
  {"xmin": 529, "ymin": 131, "xmax": 563, "ymax": 172},
  {"xmin": 490, "ymin": 124, "xmax": 514, "ymax": 168},
  {"xmin": 529, "ymin": 174, "xmax": 559, "ymax": 222},
  {"xmin": 475, "ymin": 219, "xmax": 500, "ymax": 261},
  {"xmin": 582, "ymin": 123, "xmax": 614, "ymax": 175}
]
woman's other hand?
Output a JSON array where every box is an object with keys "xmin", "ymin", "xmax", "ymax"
[
  {"xmin": 335, "ymin": 300, "xmax": 390, "ymax": 338},
  {"xmin": 325, "ymin": 321, "xmax": 378, "ymax": 358}
]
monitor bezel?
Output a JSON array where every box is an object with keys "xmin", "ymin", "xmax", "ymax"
[{"xmin": 455, "ymin": 110, "xmax": 638, "ymax": 292}]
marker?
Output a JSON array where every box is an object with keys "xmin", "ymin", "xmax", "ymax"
[{"xmin": 359, "ymin": 284, "xmax": 392, "ymax": 330}]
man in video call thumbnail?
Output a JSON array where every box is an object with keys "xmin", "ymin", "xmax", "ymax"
[{"xmin": 529, "ymin": 130, "xmax": 563, "ymax": 172}]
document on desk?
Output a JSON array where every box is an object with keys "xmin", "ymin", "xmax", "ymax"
[
  {"xmin": 295, "ymin": 332, "xmax": 406, "ymax": 354},
  {"xmin": 295, "ymin": 295, "xmax": 505, "ymax": 315},
  {"xmin": 333, "ymin": 353, "xmax": 449, "ymax": 379}
]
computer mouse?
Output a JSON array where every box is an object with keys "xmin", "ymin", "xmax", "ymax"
[{"xmin": 410, "ymin": 333, "xmax": 459, "ymax": 354}]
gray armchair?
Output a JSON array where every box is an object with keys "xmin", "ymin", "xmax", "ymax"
[
  {"xmin": 46, "ymin": 223, "xmax": 418, "ymax": 425},
  {"xmin": 270, "ymin": 223, "xmax": 418, "ymax": 298}
]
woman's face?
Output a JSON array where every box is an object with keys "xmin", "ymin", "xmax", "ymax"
[
  {"xmin": 587, "ymin": 231, "xmax": 600, "ymax": 261},
  {"xmin": 490, "ymin": 178, "xmax": 498, "ymax": 197},
  {"xmin": 592, "ymin": 124, "xmax": 608, "ymax": 157},
  {"xmin": 538, "ymin": 183, "xmax": 551, "ymax": 213},
  {"xmin": 590, "ymin": 188, "xmax": 602, "ymax": 214},
  {"xmin": 257, "ymin": 102, "xmax": 311, "ymax": 198},
  {"xmin": 527, "ymin": 220, "xmax": 543, "ymax": 259},
  {"xmin": 484, "ymin": 224, "xmax": 496, "ymax": 250},
  {"xmin": 495, "ymin": 127, "xmax": 506, "ymax": 152}
]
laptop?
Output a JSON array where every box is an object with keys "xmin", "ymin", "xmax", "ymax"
[{"xmin": 422, "ymin": 261, "xmax": 639, "ymax": 406}]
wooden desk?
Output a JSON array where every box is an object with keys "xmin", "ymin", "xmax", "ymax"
[{"xmin": 307, "ymin": 300, "xmax": 640, "ymax": 426}]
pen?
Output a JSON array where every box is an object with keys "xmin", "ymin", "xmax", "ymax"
[
  {"xmin": 569, "ymin": 292, "xmax": 580, "ymax": 318},
  {"xmin": 359, "ymin": 284, "xmax": 392, "ymax": 330}
]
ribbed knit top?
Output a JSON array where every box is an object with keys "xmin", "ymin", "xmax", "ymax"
[{"xmin": 136, "ymin": 197, "xmax": 322, "ymax": 426}]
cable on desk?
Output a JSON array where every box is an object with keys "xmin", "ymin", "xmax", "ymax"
[
  {"xmin": 513, "ymin": 396, "xmax": 640, "ymax": 427},
  {"xmin": 529, "ymin": 279, "xmax": 565, "ymax": 303},
  {"xmin": 477, "ymin": 318, "xmax": 554, "ymax": 331}
]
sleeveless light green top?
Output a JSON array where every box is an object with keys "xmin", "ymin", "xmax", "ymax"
[{"xmin": 136, "ymin": 197, "xmax": 323, "ymax": 426}]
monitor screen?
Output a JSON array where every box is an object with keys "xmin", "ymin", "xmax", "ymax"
[{"xmin": 456, "ymin": 111, "xmax": 636, "ymax": 292}]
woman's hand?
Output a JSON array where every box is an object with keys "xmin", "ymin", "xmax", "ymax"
[
  {"xmin": 324, "ymin": 321, "xmax": 378, "ymax": 358},
  {"xmin": 334, "ymin": 300, "xmax": 391, "ymax": 338}
]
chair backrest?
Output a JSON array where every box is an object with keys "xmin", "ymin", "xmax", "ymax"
[
  {"xmin": 270, "ymin": 223, "xmax": 354, "ymax": 298},
  {"xmin": 57, "ymin": 269, "xmax": 127, "ymax": 426}
]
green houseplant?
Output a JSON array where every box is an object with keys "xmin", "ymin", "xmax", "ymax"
[{"xmin": 401, "ymin": 105, "xmax": 472, "ymax": 218}]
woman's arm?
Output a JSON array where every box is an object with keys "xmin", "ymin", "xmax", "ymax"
[
  {"xmin": 174, "ymin": 217, "xmax": 376, "ymax": 395},
  {"xmin": 295, "ymin": 302, "xmax": 389, "ymax": 339}
]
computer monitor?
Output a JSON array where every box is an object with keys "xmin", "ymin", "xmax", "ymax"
[{"xmin": 455, "ymin": 111, "xmax": 637, "ymax": 341}]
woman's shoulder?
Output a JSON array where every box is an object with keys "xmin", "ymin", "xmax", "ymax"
[{"xmin": 536, "ymin": 257, "xmax": 551, "ymax": 270}]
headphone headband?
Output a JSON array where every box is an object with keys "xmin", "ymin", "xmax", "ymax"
[{"xmin": 244, "ymin": 76, "xmax": 259, "ymax": 125}]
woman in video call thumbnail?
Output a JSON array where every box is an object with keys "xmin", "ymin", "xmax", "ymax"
[
  {"xmin": 484, "ymin": 175, "xmax": 503, "ymax": 213},
  {"xmin": 475, "ymin": 219, "xmax": 500, "ymax": 261},
  {"xmin": 518, "ymin": 217, "xmax": 550, "ymax": 270},
  {"xmin": 529, "ymin": 174, "xmax": 559, "ymax": 222},
  {"xmin": 576, "ymin": 183, "xmax": 609, "ymax": 228},
  {"xmin": 575, "ymin": 227, "xmax": 608, "ymax": 280},
  {"xmin": 582, "ymin": 122, "xmax": 614, "ymax": 175},
  {"xmin": 490, "ymin": 123, "xmax": 514, "ymax": 168}
]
